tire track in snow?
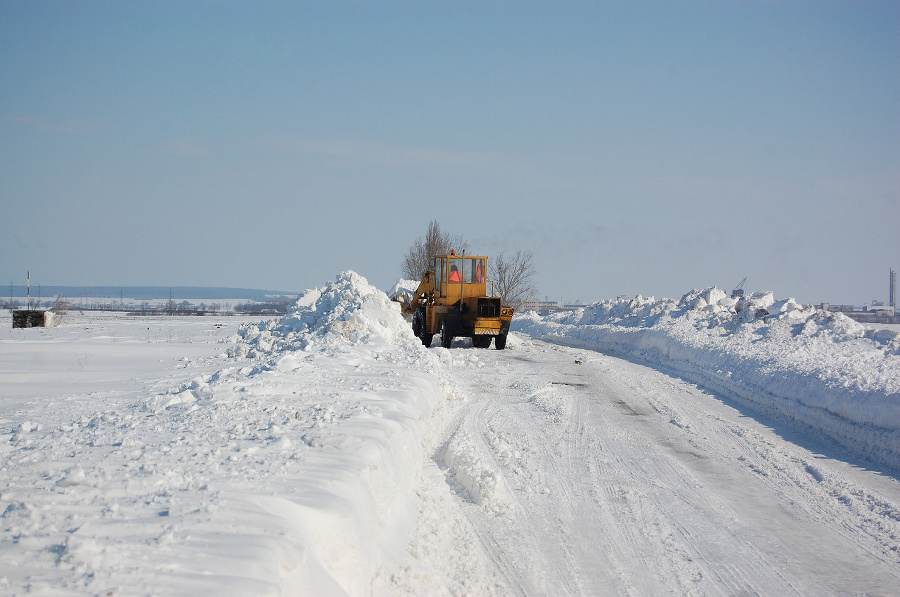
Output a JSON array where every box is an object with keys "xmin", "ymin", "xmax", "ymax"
[
  {"xmin": 439, "ymin": 342, "xmax": 706, "ymax": 595},
  {"xmin": 429, "ymin": 336, "xmax": 900, "ymax": 596},
  {"xmin": 505, "ymin": 345, "xmax": 722, "ymax": 594},
  {"xmin": 480, "ymin": 379, "xmax": 583, "ymax": 596},
  {"xmin": 434, "ymin": 353, "xmax": 591, "ymax": 595},
  {"xmin": 583, "ymin": 364, "xmax": 805, "ymax": 596},
  {"xmin": 601, "ymin": 364, "xmax": 900, "ymax": 590},
  {"xmin": 433, "ymin": 387, "xmax": 531, "ymax": 596}
]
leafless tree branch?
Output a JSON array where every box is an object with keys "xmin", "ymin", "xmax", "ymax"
[
  {"xmin": 401, "ymin": 220, "xmax": 468, "ymax": 280},
  {"xmin": 490, "ymin": 250, "xmax": 537, "ymax": 308}
]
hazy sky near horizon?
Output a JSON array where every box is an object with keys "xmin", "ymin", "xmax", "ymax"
[{"xmin": 2, "ymin": 1, "xmax": 898, "ymax": 305}]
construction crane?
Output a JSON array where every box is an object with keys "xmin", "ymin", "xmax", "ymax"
[{"xmin": 732, "ymin": 277, "xmax": 747, "ymax": 299}]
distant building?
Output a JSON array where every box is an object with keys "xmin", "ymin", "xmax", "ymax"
[
  {"xmin": 521, "ymin": 298, "xmax": 561, "ymax": 314},
  {"xmin": 521, "ymin": 298, "xmax": 586, "ymax": 316},
  {"xmin": 819, "ymin": 303, "xmax": 899, "ymax": 323},
  {"xmin": 819, "ymin": 304, "xmax": 856, "ymax": 313}
]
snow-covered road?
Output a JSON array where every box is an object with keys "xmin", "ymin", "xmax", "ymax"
[{"xmin": 428, "ymin": 337, "xmax": 900, "ymax": 596}]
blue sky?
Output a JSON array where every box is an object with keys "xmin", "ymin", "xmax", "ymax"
[{"xmin": 1, "ymin": 1, "xmax": 898, "ymax": 305}]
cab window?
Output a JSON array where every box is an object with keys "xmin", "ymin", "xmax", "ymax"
[
  {"xmin": 470, "ymin": 258, "xmax": 485, "ymax": 283},
  {"xmin": 447, "ymin": 258, "xmax": 463, "ymax": 283},
  {"xmin": 434, "ymin": 258, "xmax": 442, "ymax": 293}
]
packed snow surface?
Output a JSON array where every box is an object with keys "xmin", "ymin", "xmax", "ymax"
[{"xmin": 1, "ymin": 274, "xmax": 899, "ymax": 595}]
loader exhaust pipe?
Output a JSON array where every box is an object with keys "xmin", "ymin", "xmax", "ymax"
[{"xmin": 460, "ymin": 250, "xmax": 465, "ymax": 311}]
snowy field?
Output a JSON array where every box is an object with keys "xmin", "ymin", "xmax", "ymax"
[{"xmin": 1, "ymin": 275, "xmax": 899, "ymax": 596}]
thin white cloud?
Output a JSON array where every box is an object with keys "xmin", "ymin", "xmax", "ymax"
[
  {"xmin": 158, "ymin": 137, "xmax": 215, "ymax": 158},
  {"xmin": 254, "ymin": 135, "xmax": 507, "ymax": 168},
  {"xmin": 2, "ymin": 114, "xmax": 99, "ymax": 135}
]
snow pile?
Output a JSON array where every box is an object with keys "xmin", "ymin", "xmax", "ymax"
[
  {"xmin": 231, "ymin": 271, "xmax": 418, "ymax": 358},
  {"xmin": 514, "ymin": 287, "xmax": 900, "ymax": 469},
  {"xmin": 388, "ymin": 278, "xmax": 421, "ymax": 304}
]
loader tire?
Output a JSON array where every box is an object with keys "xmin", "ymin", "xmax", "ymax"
[
  {"xmin": 412, "ymin": 307, "xmax": 424, "ymax": 337},
  {"xmin": 472, "ymin": 336, "xmax": 491, "ymax": 348},
  {"xmin": 494, "ymin": 333, "xmax": 507, "ymax": 350},
  {"xmin": 441, "ymin": 323, "xmax": 453, "ymax": 348},
  {"xmin": 413, "ymin": 308, "xmax": 432, "ymax": 347}
]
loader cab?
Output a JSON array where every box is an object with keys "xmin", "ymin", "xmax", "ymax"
[{"xmin": 432, "ymin": 253, "xmax": 488, "ymax": 300}]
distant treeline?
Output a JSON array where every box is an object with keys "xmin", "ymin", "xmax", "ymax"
[
  {"xmin": 234, "ymin": 300, "xmax": 294, "ymax": 315},
  {"xmin": 3, "ymin": 285, "xmax": 298, "ymax": 302}
]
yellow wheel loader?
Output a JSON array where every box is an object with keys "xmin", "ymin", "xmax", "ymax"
[{"xmin": 400, "ymin": 251, "xmax": 514, "ymax": 349}]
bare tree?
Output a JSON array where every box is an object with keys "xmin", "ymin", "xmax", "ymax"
[
  {"xmin": 51, "ymin": 294, "xmax": 70, "ymax": 325},
  {"xmin": 490, "ymin": 250, "xmax": 537, "ymax": 309},
  {"xmin": 401, "ymin": 220, "xmax": 468, "ymax": 280}
]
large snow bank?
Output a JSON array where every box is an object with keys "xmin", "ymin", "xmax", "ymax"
[
  {"xmin": 1, "ymin": 272, "xmax": 472, "ymax": 596},
  {"xmin": 514, "ymin": 287, "xmax": 900, "ymax": 470},
  {"xmin": 168, "ymin": 271, "xmax": 458, "ymax": 594}
]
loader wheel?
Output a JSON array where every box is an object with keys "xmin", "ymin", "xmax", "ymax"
[
  {"xmin": 494, "ymin": 333, "xmax": 507, "ymax": 350},
  {"xmin": 472, "ymin": 336, "xmax": 491, "ymax": 348},
  {"xmin": 412, "ymin": 307, "xmax": 424, "ymax": 338},
  {"xmin": 441, "ymin": 323, "xmax": 453, "ymax": 348},
  {"xmin": 413, "ymin": 308, "xmax": 432, "ymax": 347}
]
